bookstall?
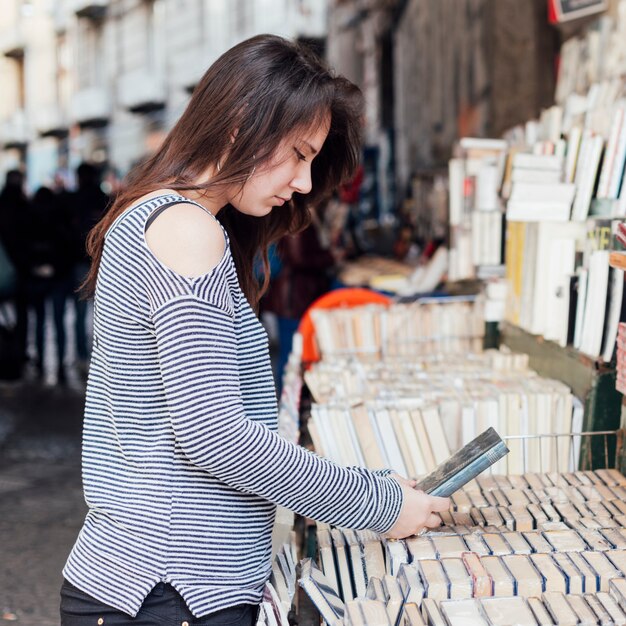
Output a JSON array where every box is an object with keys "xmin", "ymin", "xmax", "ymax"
[{"xmin": 260, "ymin": 2, "xmax": 626, "ymax": 624}]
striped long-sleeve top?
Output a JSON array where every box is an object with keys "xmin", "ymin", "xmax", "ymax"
[{"xmin": 63, "ymin": 194, "xmax": 403, "ymax": 617}]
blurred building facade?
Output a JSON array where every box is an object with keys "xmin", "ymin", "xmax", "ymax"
[{"xmin": 0, "ymin": 0, "xmax": 327, "ymax": 191}]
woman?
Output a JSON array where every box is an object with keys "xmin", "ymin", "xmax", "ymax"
[{"xmin": 60, "ymin": 35, "xmax": 448, "ymax": 625}]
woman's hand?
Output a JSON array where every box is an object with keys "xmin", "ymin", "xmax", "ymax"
[{"xmin": 386, "ymin": 473, "xmax": 450, "ymax": 539}]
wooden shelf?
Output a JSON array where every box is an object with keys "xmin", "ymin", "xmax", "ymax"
[{"xmin": 610, "ymin": 251, "xmax": 626, "ymax": 271}]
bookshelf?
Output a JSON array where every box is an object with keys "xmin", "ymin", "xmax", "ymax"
[{"xmin": 499, "ymin": 321, "xmax": 622, "ymax": 470}]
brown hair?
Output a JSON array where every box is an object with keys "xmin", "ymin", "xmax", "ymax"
[{"xmin": 83, "ymin": 34, "xmax": 363, "ymax": 307}]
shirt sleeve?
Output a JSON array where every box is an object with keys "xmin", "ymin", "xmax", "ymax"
[{"xmin": 152, "ymin": 294, "xmax": 403, "ymax": 534}]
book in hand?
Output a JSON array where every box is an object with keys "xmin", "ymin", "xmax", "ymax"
[{"xmin": 414, "ymin": 427, "xmax": 509, "ymax": 497}]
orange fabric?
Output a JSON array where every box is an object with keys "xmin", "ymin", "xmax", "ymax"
[{"xmin": 297, "ymin": 288, "xmax": 391, "ymax": 363}]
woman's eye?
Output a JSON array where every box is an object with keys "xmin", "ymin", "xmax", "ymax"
[{"xmin": 294, "ymin": 149, "xmax": 307, "ymax": 162}]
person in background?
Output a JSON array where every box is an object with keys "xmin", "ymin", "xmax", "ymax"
[
  {"xmin": 0, "ymin": 170, "xmax": 30, "ymax": 369},
  {"xmin": 68, "ymin": 163, "xmax": 109, "ymax": 376},
  {"xmin": 22, "ymin": 187, "xmax": 73, "ymax": 382},
  {"xmin": 262, "ymin": 201, "xmax": 342, "ymax": 392}
]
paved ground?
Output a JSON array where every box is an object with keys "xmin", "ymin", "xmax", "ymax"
[{"xmin": 0, "ymin": 372, "xmax": 86, "ymax": 626}]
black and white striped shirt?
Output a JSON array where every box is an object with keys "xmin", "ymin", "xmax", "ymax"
[{"xmin": 63, "ymin": 194, "xmax": 403, "ymax": 617}]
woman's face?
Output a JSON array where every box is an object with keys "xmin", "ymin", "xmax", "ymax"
[{"xmin": 228, "ymin": 118, "xmax": 330, "ymax": 217}]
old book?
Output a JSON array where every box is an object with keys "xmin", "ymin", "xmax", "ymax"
[
  {"xmin": 343, "ymin": 530, "xmax": 367, "ymax": 598},
  {"xmin": 409, "ymin": 409, "xmax": 437, "ymax": 471},
  {"xmin": 526, "ymin": 596, "xmax": 553, "ymax": 625},
  {"xmin": 496, "ymin": 506, "xmax": 515, "ymax": 531},
  {"xmin": 564, "ymin": 594, "xmax": 597, "ymax": 626},
  {"xmin": 610, "ymin": 578, "xmax": 626, "ymax": 612},
  {"xmin": 382, "ymin": 575, "xmax": 404, "ymax": 626},
  {"xmin": 298, "ymin": 559, "xmax": 345, "ymax": 626},
  {"xmin": 480, "ymin": 507, "xmax": 504, "ymax": 528},
  {"xmin": 396, "ymin": 563, "xmax": 424, "ymax": 604},
  {"xmin": 521, "ymin": 531, "xmax": 553, "ymax": 554},
  {"xmin": 431, "ymin": 535, "xmax": 468, "ymax": 559},
  {"xmin": 420, "ymin": 406, "xmax": 451, "ymax": 466},
  {"xmin": 507, "ymin": 505, "xmax": 534, "ymax": 532},
  {"xmin": 543, "ymin": 529, "xmax": 587, "ymax": 552},
  {"xmin": 421, "ymin": 598, "xmax": 446, "ymax": 626},
  {"xmin": 596, "ymin": 591, "xmax": 626, "ymax": 625},
  {"xmin": 604, "ymin": 548, "xmax": 626, "ymax": 576},
  {"xmin": 530, "ymin": 553, "xmax": 567, "ymax": 593},
  {"xmin": 385, "ymin": 539, "xmax": 408, "ymax": 576},
  {"xmin": 584, "ymin": 592, "xmax": 613, "ymax": 624},
  {"xmin": 481, "ymin": 556, "xmax": 514, "ymax": 597},
  {"xmin": 400, "ymin": 602, "xmax": 426, "ymax": 626},
  {"xmin": 331, "ymin": 529, "xmax": 355, "ymax": 601},
  {"xmin": 463, "ymin": 533, "xmax": 489, "ymax": 556},
  {"xmin": 542, "ymin": 591, "xmax": 578, "ymax": 626},
  {"xmin": 439, "ymin": 599, "xmax": 489, "ymax": 625},
  {"xmin": 450, "ymin": 489, "xmax": 472, "ymax": 513},
  {"xmin": 579, "ymin": 529, "xmax": 612, "ymax": 551},
  {"xmin": 441, "ymin": 558, "xmax": 473, "ymax": 599},
  {"xmin": 500, "ymin": 532, "xmax": 531, "ymax": 555},
  {"xmin": 405, "ymin": 536, "xmax": 436, "ymax": 561},
  {"xmin": 372, "ymin": 409, "xmax": 408, "ymax": 476},
  {"xmin": 601, "ymin": 529, "xmax": 626, "ymax": 550},
  {"xmin": 418, "ymin": 559, "xmax": 450, "ymax": 601},
  {"xmin": 414, "ymin": 428, "xmax": 508, "ymax": 497},
  {"xmin": 501, "ymin": 554, "xmax": 542, "ymax": 597},
  {"xmin": 462, "ymin": 552, "xmax": 492, "ymax": 597},
  {"xmin": 479, "ymin": 596, "xmax": 537, "ymax": 625},
  {"xmin": 365, "ymin": 576, "xmax": 385, "ymax": 601},
  {"xmin": 346, "ymin": 599, "xmax": 390, "ymax": 626},
  {"xmin": 317, "ymin": 528, "xmax": 340, "ymax": 595},
  {"xmin": 481, "ymin": 533, "xmax": 513, "ymax": 556},
  {"xmin": 351, "ymin": 405, "xmax": 386, "ymax": 469},
  {"xmin": 359, "ymin": 532, "xmax": 386, "ymax": 582},
  {"xmin": 568, "ymin": 552, "xmax": 599, "ymax": 593},
  {"xmin": 581, "ymin": 550, "xmax": 621, "ymax": 591},
  {"xmin": 551, "ymin": 552, "xmax": 584, "ymax": 594}
]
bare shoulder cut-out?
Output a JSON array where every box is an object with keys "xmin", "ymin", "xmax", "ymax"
[{"xmin": 145, "ymin": 201, "xmax": 225, "ymax": 278}]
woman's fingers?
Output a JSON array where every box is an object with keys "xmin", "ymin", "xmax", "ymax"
[{"xmin": 423, "ymin": 512, "xmax": 444, "ymax": 529}]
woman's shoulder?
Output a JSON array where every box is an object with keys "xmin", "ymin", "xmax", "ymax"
[{"xmin": 143, "ymin": 192, "xmax": 226, "ymax": 279}]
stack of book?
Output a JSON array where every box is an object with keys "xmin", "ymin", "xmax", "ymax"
[
  {"xmin": 258, "ymin": 540, "xmax": 298, "ymax": 626},
  {"xmin": 309, "ymin": 298, "xmax": 485, "ymax": 361},
  {"xmin": 299, "ymin": 469, "xmax": 626, "ymax": 625},
  {"xmin": 305, "ymin": 350, "xmax": 579, "ymax": 476},
  {"xmin": 448, "ymin": 138, "xmax": 508, "ymax": 282}
]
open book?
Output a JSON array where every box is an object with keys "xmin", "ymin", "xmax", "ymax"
[{"xmin": 414, "ymin": 427, "xmax": 509, "ymax": 497}]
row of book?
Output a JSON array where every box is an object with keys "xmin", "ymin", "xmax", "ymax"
[
  {"xmin": 299, "ymin": 469, "xmax": 626, "ymax": 625},
  {"xmin": 305, "ymin": 350, "xmax": 578, "ymax": 476},
  {"xmin": 309, "ymin": 298, "xmax": 485, "ymax": 360}
]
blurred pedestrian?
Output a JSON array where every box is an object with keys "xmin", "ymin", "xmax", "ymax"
[
  {"xmin": 22, "ymin": 187, "xmax": 73, "ymax": 382},
  {"xmin": 0, "ymin": 170, "xmax": 30, "ymax": 369},
  {"xmin": 68, "ymin": 163, "xmax": 109, "ymax": 375},
  {"xmin": 262, "ymin": 202, "xmax": 341, "ymax": 390},
  {"xmin": 61, "ymin": 34, "xmax": 449, "ymax": 625}
]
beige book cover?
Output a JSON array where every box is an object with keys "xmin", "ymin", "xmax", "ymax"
[
  {"xmin": 331, "ymin": 529, "xmax": 355, "ymax": 602},
  {"xmin": 497, "ymin": 506, "xmax": 515, "ymax": 531},
  {"xmin": 481, "ymin": 556, "xmax": 514, "ymax": 597},
  {"xmin": 579, "ymin": 529, "xmax": 612, "ymax": 551},
  {"xmin": 450, "ymin": 489, "xmax": 472, "ymax": 513},
  {"xmin": 581, "ymin": 550, "xmax": 621, "ymax": 591},
  {"xmin": 530, "ymin": 553, "xmax": 567, "ymax": 593},
  {"xmin": 568, "ymin": 552, "xmax": 598, "ymax": 593},
  {"xmin": 481, "ymin": 533, "xmax": 513, "ymax": 556},
  {"xmin": 441, "ymin": 557, "xmax": 473, "ymax": 600},
  {"xmin": 389, "ymin": 409, "xmax": 417, "ymax": 479},
  {"xmin": 349, "ymin": 405, "xmax": 386, "ymax": 470},
  {"xmin": 605, "ymin": 548, "xmax": 626, "ymax": 577},
  {"xmin": 526, "ymin": 597, "xmax": 553, "ymax": 625},
  {"xmin": 382, "ymin": 575, "xmax": 404, "ymax": 626},
  {"xmin": 596, "ymin": 591, "xmax": 626, "ymax": 625},
  {"xmin": 400, "ymin": 603, "xmax": 425, "ymax": 626},
  {"xmin": 501, "ymin": 554, "xmax": 543, "ymax": 597},
  {"xmin": 521, "ymin": 531, "xmax": 553, "ymax": 554},
  {"xmin": 431, "ymin": 535, "xmax": 468, "ymax": 560},
  {"xmin": 384, "ymin": 539, "xmax": 408, "ymax": 576},
  {"xmin": 439, "ymin": 599, "xmax": 489, "ymax": 625},
  {"xmin": 610, "ymin": 578, "xmax": 626, "ymax": 613},
  {"xmin": 418, "ymin": 559, "xmax": 449, "ymax": 601},
  {"xmin": 396, "ymin": 563, "xmax": 424, "ymax": 604},
  {"xmin": 317, "ymin": 528, "xmax": 340, "ymax": 596},
  {"xmin": 405, "ymin": 536, "xmax": 437, "ymax": 562},
  {"xmin": 507, "ymin": 505, "xmax": 534, "ymax": 532},
  {"xmin": 365, "ymin": 576, "xmax": 385, "ymax": 601},
  {"xmin": 584, "ymin": 592, "xmax": 612, "ymax": 624},
  {"xmin": 409, "ymin": 409, "xmax": 437, "ymax": 471},
  {"xmin": 360, "ymin": 537, "xmax": 386, "ymax": 583},
  {"xmin": 479, "ymin": 596, "xmax": 537, "ymax": 625},
  {"xmin": 543, "ymin": 529, "xmax": 587, "ymax": 552},
  {"xmin": 420, "ymin": 405, "xmax": 451, "ymax": 465},
  {"xmin": 461, "ymin": 552, "xmax": 492, "ymax": 597},
  {"xmin": 500, "ymin": 532, "xmax": 532, "ymax": 555},
  {"xmin": 542, "ymin": 591, "xmax": 578, "ymax": 626},
  {"xmin": 551, "ymin": 553, "xmax": 584, "ymax": 595},
  {"xmin": 421, "ymin": 598, "xmax": 446, "ymax": 626},
  {"xmin": 564, "ymin": 594, "xmax": 597, "ymax": 626},
  {"xmin": 463, "ymin": 533, "xmax": 490, "ymax": 557},
  {"xmin": 342, "ymin": 529, "xmax": 367, "ymax": 599}
]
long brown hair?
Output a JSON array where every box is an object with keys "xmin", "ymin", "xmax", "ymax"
[{"xmin": 83, "ymin": 34, "xmax": 363, "ymax": 307}]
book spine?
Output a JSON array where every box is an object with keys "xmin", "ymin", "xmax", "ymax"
[{"xmin": 428, "ymin": 441, "xmax": 509, "ymax": 497}]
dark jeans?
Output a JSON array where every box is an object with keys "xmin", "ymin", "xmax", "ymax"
[{"xmin": 60, "ymin": 579, "xmax": 259, "ymax": 626}]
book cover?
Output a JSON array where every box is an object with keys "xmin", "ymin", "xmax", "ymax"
[{"xmin": 414, "ymin": 427, "xmax": 509, "ymax": 497}]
